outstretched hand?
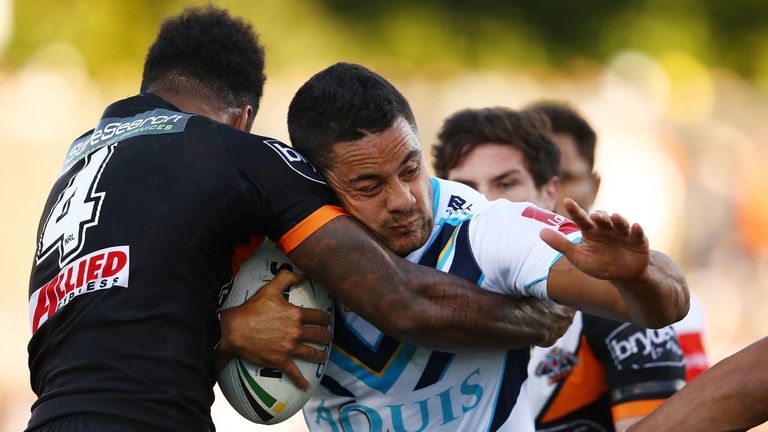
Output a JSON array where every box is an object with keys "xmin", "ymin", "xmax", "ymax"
[
  {"xmin": 540, "ymin": 198, "xmax": 650, "ymax": 281},
  {"xmin": 219, "ymin": 270, "xmax": 332, "ymax": 390}
]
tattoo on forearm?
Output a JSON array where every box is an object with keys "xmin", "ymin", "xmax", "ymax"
[{"xmin": 291, "ymin": 217, "xmax": 548, "ymax": 349}]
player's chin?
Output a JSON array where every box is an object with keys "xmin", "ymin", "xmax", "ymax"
[{"xmin": 387, "ymin": 230, "xmax": 429, "ymax": 257}]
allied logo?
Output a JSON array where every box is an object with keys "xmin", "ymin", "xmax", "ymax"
[
  {"xmin": 29, "ymin": 246, "xmax": 130, "ymax": 333},
  {"xmin": 264, "ymin": 140, "xmax": 326, "ymax": 184},
  {"xmin": 534, "ymin": 347, "xmax": 579, "ymax": 384}
]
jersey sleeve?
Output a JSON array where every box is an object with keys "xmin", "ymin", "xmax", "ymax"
[
  {"xmin": 582, "ymin": 313, "xmax": 686, "ymax": 422},
  {"xmin": 468, "ymin": 201, "xmax": 582, "ymax": 298},
  {"xmin": 223, "ymin": 130, "xmax": 344, "ymax": 254}
]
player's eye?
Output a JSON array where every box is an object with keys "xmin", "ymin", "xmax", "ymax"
[
  {"xmin": 400, "ymin": 164, "xmax": 420, "ymax": 179},
  {"xmin": 358, "ymin": 183, "xmax": 383, "ymax": 196},
  {"xmin": 497, "ymin": 180, "xmax": 517, "ymax": 190}
]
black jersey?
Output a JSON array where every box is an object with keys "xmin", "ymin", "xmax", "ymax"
[
  {"xmin": 529, "ymin": 313, "xmax": 686, "ymax": 431},
  {"xmin": 27, "ymin": 94, "xmax": 343, "ymax": 431}
]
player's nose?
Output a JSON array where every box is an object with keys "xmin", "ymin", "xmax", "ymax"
[{"xmin": 386, "ymin": 180, "xmax": 416, "ymax": 213}]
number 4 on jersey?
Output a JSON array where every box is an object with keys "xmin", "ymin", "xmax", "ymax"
[{"xmin": 37, "ymin": 145, "xmax": 114, "ymax": 267}]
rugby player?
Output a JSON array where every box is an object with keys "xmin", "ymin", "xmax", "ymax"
[
  {"xmin": 288, "ymin": 62, "xmax": 689, "ymax": 431},
  {"xmin": 435, "ymin": 106, "xmax": 686, "ymax": 431},
  {"xmin": 527, "ymin": 101, "xmax": 710, "ymax": 382},
  {"xmin": 27, "ymin": 7, "xmax": 578, "ymax": 432}
]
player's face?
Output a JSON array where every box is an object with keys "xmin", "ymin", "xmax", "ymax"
[
  {"xmin": 551, "ymin": 132, "xmax": 599, "ymax": 214},
  {"xmin": 323, "ymin": 117, "xmax": 434, "ymax": 257},
  {"xmin": 447, "ymin": 143, "xmax": 557, "ymax": 209}
]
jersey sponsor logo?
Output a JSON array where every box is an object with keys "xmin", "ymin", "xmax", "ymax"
[
  {"xmin": 534, "ymin": 347, "xmax": 579, "ymax": 384},
  {"xmin": 311, "ymin": 368, "xmax": 485, "ymax": 431},
  {"xmin": 444, "ymin": 194, "xmax": 474, "ymax": 221},
  {"xmin": 605, "ymin": 325, "xmax": 684, "ymax": 371},
  {"xmin": 264, "ymin": 140, "xmax": 326, "ymax": 184},
  {"xmin": 62, "ymin": 108, "xmax": 191, "ymax": 174},
  {"xmin": 29, "ymin": 246, "xmax": 130, "ymax": 333},
  {"xmin": 521, "ymin": 205, "xmax": 579, "ymax": 235},
  {"xmin": 447, "ymin": 195, "xmax": 471, "ymax": 212},
  {"xmin": 37, "ymin": 145, "xmax": 113, "ymax": 267}
]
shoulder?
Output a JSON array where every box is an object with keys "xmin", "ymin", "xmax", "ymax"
[
  {"xmin": 471, "ymin": 199, "xmax": 575, "ymax": 235},
  {"xmin": 430, "ymin": 177, "xmax": 490, "ymax": 223},
  {"xmin": 210, "ymin": 127, "xmax": 327, "ymax": 186},
  {"xmin": 204, "ymin": 120, "xmax": 275, "ymax": 148}
]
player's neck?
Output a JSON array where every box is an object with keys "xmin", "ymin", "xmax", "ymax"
[{"xmin": 151, "ymin": 91, "xmax": 236, "ymax": 128}]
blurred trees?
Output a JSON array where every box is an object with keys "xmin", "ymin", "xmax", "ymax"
[
  {"xmin": 4, "ymin": 0, "xmax": 768, "ymax": 83},
  {"xmin": 324, "ymin": 0, "xmax": 768, "ymax": 78}
]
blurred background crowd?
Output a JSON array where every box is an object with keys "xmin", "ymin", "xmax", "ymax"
[{"xmin": 1, "ymin": 1, "xmax": 767, "ymax": 430}]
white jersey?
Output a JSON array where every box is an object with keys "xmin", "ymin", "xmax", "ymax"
[
  {"xmin": 671, "ymin": 292, "xmax": 709, "ymax": 381},
  {"xmin": 303, "ymin": 178, "xmax": 582, "ymax": 432}
]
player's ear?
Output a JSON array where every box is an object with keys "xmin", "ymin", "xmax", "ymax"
[
  {"xmin": 232, "ymin": 104, "xmax": 254, "ymax": 132},
  {"xmin": 542, "ymin": 176, "xmax": 561, "ymax": 212}
]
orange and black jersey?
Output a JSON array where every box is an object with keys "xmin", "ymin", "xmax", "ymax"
[
  {"xmin": 527, "ymin": 312, "xmax": 686, "ymax": 432},
  {"xmin": 27, "ymin": 94, "xmax": 342, "ymax": 432}
]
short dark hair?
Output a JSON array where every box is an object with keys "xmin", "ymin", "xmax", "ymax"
[
  {"xmin": 432, "ymin": 107, "xmax": 560, "ymax": 188},
  {"xmin": 288, "ymin": 62, "xmax": 417, "ymax": 171},
  {"xmin": 140, "ymin": 6, "xmax": 266, "ymax": 112},
  {"xmin": 526, "ymin": 101, "xmax": 596, "ymax": 170}
]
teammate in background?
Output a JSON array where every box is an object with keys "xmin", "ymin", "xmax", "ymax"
[
  {"xmin": 288, "ymin": 62, "xmax": 689, "ymax": 431},
  {"xmin": 26, "ymin": 8, "xmax": 584, "ymax": 432},
  {"xmin": 627, "ymin": 336, "xmax": 768, "ymax": 432},
  {"xmin": 526, "ymin": 101, "xmax": 709, "ymax": 382},
  {"xmin": 434, "ymin": 106, "xmax": 686, "ymax": 431}
]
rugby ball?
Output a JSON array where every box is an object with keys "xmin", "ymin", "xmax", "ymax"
[{"xmin": 217, "ymin": 241, "xmax": 334, "ymax": 424}]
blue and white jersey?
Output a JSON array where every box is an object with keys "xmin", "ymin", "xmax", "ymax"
[{"xmin": 304, "ymin": 178, "xmax": 582, "ymax": 432}]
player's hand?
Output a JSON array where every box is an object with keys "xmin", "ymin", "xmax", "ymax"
[
  {"xmin": 540, "ymin": 198, "xmax": 650, "ymax": 281},
  {"xmin": 527, "ymin": 298, "xmax": 576, "ymax": 347},
  {"xmin": 219, "ymin": 270, "xmax": 332, "ymax": 390}
]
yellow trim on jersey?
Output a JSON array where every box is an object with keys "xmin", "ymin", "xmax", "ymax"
[{"xmin": 436, "ymin": 225, "xmax": 461, "ymax": 267}]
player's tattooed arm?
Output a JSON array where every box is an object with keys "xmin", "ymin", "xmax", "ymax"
[{"xmin": 290, "ymin": 216, "xmax": 573, "ymax": 351}]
